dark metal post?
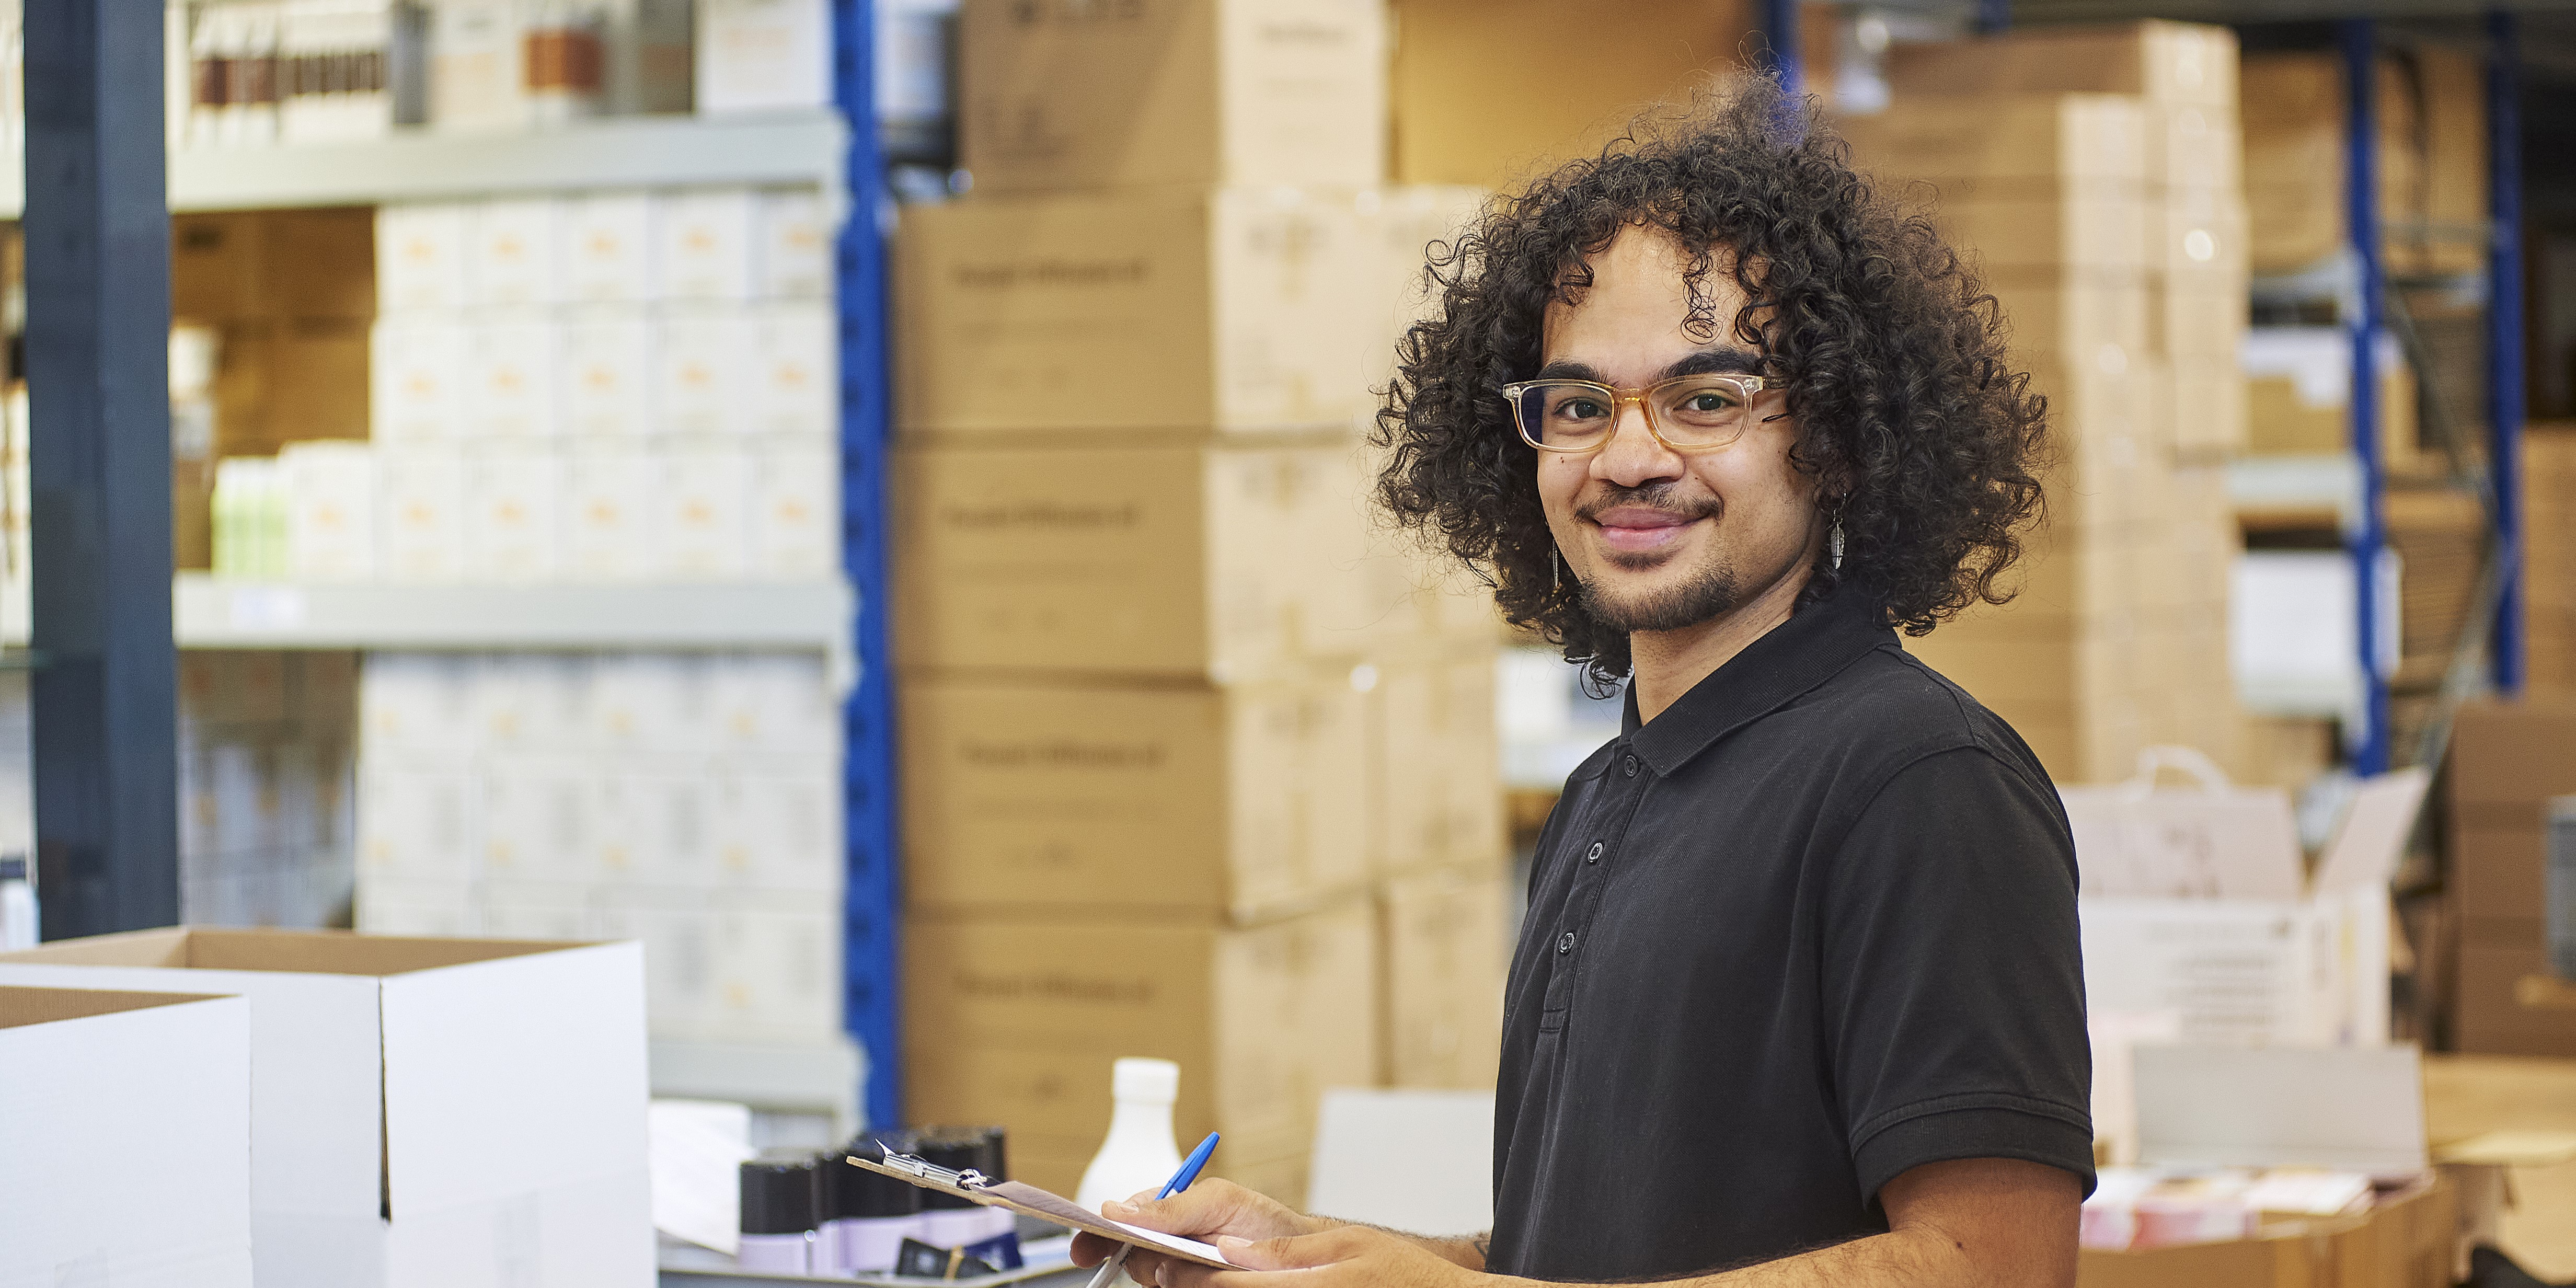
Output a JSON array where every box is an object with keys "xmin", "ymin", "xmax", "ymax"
[
  {"xmin": 23, "ymin": 1, "xmax": 180, "ymax": 937},
  {"xmin": 2487, "ymin": 11, "xmax": 2525, "ymax": 695},
  {"xmin": 1760, "ymin": 0, "xmax": 1803, "ymax": 100},
  {"xmin": 2342, "ymin": 20, "xmax": 2392, "ymax": 775},
  {"xmin": 833, "ymin": 0, "xmax": 902, "ymax": 1131}
]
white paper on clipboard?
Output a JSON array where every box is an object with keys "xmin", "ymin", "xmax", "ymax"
[{"xmin": 843, "ymin": 1156, "xmax": 1236, "ymax": 1269}]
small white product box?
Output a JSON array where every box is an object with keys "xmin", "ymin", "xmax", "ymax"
[
  {"xmin": 359, "ymin": 652, "xmax": 484, "ymax": 757},
  {"xmin": 0, "ymin": 930, "xmax": 652, "ymax": 1288},
  {"xmin": 653, "ymin": 305, "xmax": 753, "ymax": 435},
  {"xmin": 708, "ymin": 653, "xmax": 838, "ymax": 755},
  {"xmin": 463, "ymin": 310, "xmax": 565, "ymax": 440},
  {"xmin": 481, "ymin": 881, "xmax": 603, "ymax": 941},
  {"xmin": 370, "ymin": 315, "xmax": 470, "ymax": 444},
  {"xmin": 463, "ymin": 442, "xmax": 566, "ymax": 581},
  {"xmin": 561, "ymin": 191, "xmax": 658, "ymax": 304},
  {"xmin": 280, "ymin": 440, "xmax": 380, "ymax": 582},
  {"xmin": 565, "ymin": 438, "xmax": 662, "ymax": 581},
  {"xmin": 598, "ymin": 888, "xmax": 717, "ymax": 1036},
  {"xmin": 746, "ymin": 434, "xmax": 838, "ymax": 580},
  {"xmin": 751, "ymin": 301, "xmax": 837, "ymax": 436},
  {"xmin": 355, "ymin": 752, "xmax": 479, "ymax": 884},
  {"xmin": 467, "ymin": 197, "xmax": 566, "ymax": 307},
  {"xmin": 480, "ymin": 754, "xmax": 594, "ymax": 883},
  {"xmin": 654, "ymin": 188, "xmax": 759, "ymax": 301},
  {"xmin": 472, "ymin": 653, "xmax": 596, "ymax": 754},
  {"xmin": 755, "ymin": 186, "xmax": 835, "ymax": 299},
  {"xmin": 708, "ymin": 755, "xmax": 841, "ymax": 892},
  {"xmin": 695, "ymin": 0, "xmax": 831, "ymax": 115},
  {"xmin": 654, "ymin": 438, "xmax": 751, "ymax": 578},
  {"xmin": 561, "ymin": 307, "xmax": 656, "ymax": 438},
  {"xmin": 710, "ymin": 899, "xmax": 843, "ymax": 1041},
  {"xmin": 590, "ymin": 653, "xmax": 713, "ymax": 754},
  {"xmin": 376, "ymin": 204, "xmax": 473, "ymax": 312},
  {"xmin": 429, "ymin": 0, "xmax": 533, "ymax": 134},
  {"xmin": 376, "ymin": 444, "xmax": 468, "ymax": 583},
  {"xmin": 0, "ymin": 987, "xmax": 254, "ymax": 1287},
  {"xmin": 352, "ymin": 876, "xmax": 480, "ymax": 937}
]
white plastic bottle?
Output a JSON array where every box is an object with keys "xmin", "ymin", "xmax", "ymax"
[{"xmin": 1076, "ymin": 1058, "xmax": 1186, "ymax": 1213}]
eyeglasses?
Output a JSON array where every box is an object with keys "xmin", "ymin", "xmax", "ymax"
[{"xmin": 1501, "ymin": 374, "xmax": 1776, "ymax": 454}]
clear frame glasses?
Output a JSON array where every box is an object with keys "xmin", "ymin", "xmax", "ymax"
[{"xmin": 1501, "ymin": 373, "xmax": 1776, "ymax": 454}]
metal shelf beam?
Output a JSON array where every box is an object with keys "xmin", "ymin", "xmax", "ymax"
[
  {"xmin": 833, "ymin": 0, "xmax": 903, "ymax": 1133},
  {"xmin": 2344, "ymin": 19, "xmax": 2397, "ymax": 775},
  {"xmin": 2489, "ymin": 10, "xmax": 2527, "ymax": 695},
  {"xmin": 169, "ymin": 576, "xmax": 853, "ymax": 659}
]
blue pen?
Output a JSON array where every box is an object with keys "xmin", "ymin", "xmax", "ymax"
[{"xmin": 1086, "ymin": 1132, "xmax": 1221, "ymax": 1288}]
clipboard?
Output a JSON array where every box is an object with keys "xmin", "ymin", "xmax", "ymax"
[{"xmin": 845, "ymin": 1153, "xmax": 1235, "ymax": 1270}]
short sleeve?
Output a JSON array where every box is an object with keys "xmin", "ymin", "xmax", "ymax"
[{"xmin": 1819, "ymin": 745, "xmax": 2096, "ymax": 1206}]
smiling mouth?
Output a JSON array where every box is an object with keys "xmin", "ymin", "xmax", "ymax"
[{"xmin": 1586, "ymin": 507, "xmax": 1708, "ymax": 555}]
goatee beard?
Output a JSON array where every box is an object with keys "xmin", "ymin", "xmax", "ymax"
[{"xmin": 1579, "ymin": 562, "xmax": 1744, "ymax": 633}]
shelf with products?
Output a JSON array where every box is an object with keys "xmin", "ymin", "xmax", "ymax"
[{"xmin": 0, "ymin": 110, "xmax": 848, "ymax": 220}]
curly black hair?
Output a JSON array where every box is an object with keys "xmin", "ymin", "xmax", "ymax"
[{"xmin": 1373, "ymin": 75, "xmax": 2049, "ymax": 690}]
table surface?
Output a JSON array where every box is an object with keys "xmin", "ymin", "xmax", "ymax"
[{"xmin": 2425, "ymin": 1053, "xmax": 2576, "ymax": 1280}]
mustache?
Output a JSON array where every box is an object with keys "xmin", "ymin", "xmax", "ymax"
[{"xmin": 1575, "ymin": 482, "xmax": 1721, "ymax": 524}]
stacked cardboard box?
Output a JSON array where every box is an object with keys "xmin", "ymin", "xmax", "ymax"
[
  {"xmin": 2526, "ymin": 426, "xmax": 2576, "ymax": 694},
  {"xmin": 2445, "ymin": 698, "xmax": 2576, "ymax": 1056},
  {"xmin": 1845, "ymin": 22, "xmax": 2250, "ymax": 785},
  {"xmin": 897, "ymin": 0, "xmax": 1506, "ymax": 1202},
  {"xmin": 2241, "ymin": 45, "xmax": 2489, "ymax": 279}
]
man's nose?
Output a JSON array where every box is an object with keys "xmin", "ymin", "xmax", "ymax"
[{"xmin": 1591, "ymin": 399, "xmax": 1684, "ymax": 487}]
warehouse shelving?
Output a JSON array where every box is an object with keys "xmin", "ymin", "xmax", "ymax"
[
  {"xmin": 14, "ymin": 6, "xmax": 903, "ymax": 1131},
  {"xmin": 0, "ymin": 109, "xmax": 848, "ymax": 217},
  {"xmin": 168, "ymin": 576, "xmax": 856, "ymax": 674}
]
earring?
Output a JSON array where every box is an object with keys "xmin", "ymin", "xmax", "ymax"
[
  {"xmin": 1828, "ymin": 513, "xmax": 1845, "ymax": 572},
  {"xmin": 1552, "ymin": 549, "xmax": 1562, "ymax": 594}
]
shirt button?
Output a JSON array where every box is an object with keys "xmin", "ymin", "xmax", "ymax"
[
  {"xmin": 1557, "ymin": 930, "xmax": 1577, "ymax": 954},
  {"xmin": 1585, "ymin": 842, "xmax": 1604, "ymax": 864},
  {"xmin": 1622, "ymin": 754, "xmax": 1639, "ymax": 777}
]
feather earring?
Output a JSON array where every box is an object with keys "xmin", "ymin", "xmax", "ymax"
[
  {"xmin": 1552, "ymin": 549, "xmax": 1562, "ymax": 594},
  {"xmin": 1829, "ymin": 515, "xmax": 1845, "ymax": 572}
]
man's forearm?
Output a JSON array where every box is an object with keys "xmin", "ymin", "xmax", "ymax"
[
  {"xmin": 1306, "ymin": 1218, "xmax": 1489, "ymax": 1271},
  {"xmin": 1685, "ymin": 1222, "xmax": 2068, "ymax": 1288}
]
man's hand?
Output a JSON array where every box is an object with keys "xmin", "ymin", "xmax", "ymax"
[
  {"xmin": 1135, "ymin": 1222, "xmax": 1491, "ymax": 1288},
  {"xmin": 1069, "ymin": 1179, "xmax": 1328, "ymax": 1284}
]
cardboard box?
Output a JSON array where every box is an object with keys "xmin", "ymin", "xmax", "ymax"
[
  {"xmin": 463, "ymin": 310, "xmax": 565, "ymax": 439},
  {"xmin": 696, "ymin": 0, "xmax": 831, "ymax": 115},
  {"xmin": 1387, "ymin": 0, "xmax": 1748, "ymax": 188},
  {"xmin": 1886, "ymin": 21, "xmax": 2238, "ymax": 110},
  {"xmin": 746, "ymin": 436, "xmax": 839, "ymax": 579},
  {"xmin": 1840, "ymin": 93, "xmax": 2150, "ymax": 185},
  {"xmin": 468, "ymin": 198, "xmax": 566, "ymax": 307},
  {"xmin": 430, "ymin": 0, "xmax": 534, "ymax": 133},
  {"xmin": 176, "ymin": 207, "xmax": 380, "ymax": 323},
  {"xmin": 281, "ymin": 439, "xmax": 379, "ymax": 582},
  {"xmin": 896, "ymin": 189, "xmax": 1373, "ymax": 435},
  {"xmin": 892, "ymin": 438, "xmax": 1365, "ymax": 677},
  {"xmin": 656, "ymin": 188, "xmax": 758, "ymax": 302},
  {"xmin": 655, "ymin": 305, "xmax": 754, "ymax": 436},
  {"xmin": 2451, "ymin": 826, "xmax": 2546, "ymax": 932},
  {"xmin": 0, "ymin": 929, "xmax": 652, "ymax": 1287},
  {"xmin": 561, "ymin": 192, "xmax": 658, "ymax": 305},
  {"xmin": 755, "ymin": 187, "xmax": 834, "ymax": 300},
  {"xmin": 462, "ymin": 441, "xmax": 566, "ymax": 581},
  {"xmin": 902, "ymin": 673, "xmax": 1372, "ymax": 920},
  {"xmin": 565, "ymin": 438, "xmax": 661, "ymax": 581},
  {"xmin": 1371, "ymin": 651, "xmax": 1504, "ymax": 872},
  {"xmin": 654, "ymin": 439, "xmax": 751, "ymax": 578},
  {"xmin": 2450, "ymin": 697, "xmax": 2576, "ymax": 810},
  {"xmin": 1986, "ymin": 270, "xmax": 2152, "ymax": 366},
  {"xmin": 2456, "ymin": 943, "xmax": 2576, "ymax": 1057},
  {"xmin": 0, "ymin": 987, "xmax": 254, "ymax": 1287},
  {"xmin": 750, "ymin": 302, "xmax": 837, "ymax": 437},
  {"xmin": 1378, "ymin": 865, "xmax": 1508, "ymax": 1089},
  {"xmin": 378, "ymin": 444, "xmax": 469, "ymax": 582},
  {"xmin": 959, "ymin": 0, "xmax": 1385, "ymax": 194},
  {"xmin": 2241, "ymin": 328, "xmax": 2417, "ymax": 462},
  {"xmin": 561, "ymin": 308, "xmax": 656, "ymax": 438},
  {"xmin": 905, "ymin": 901, "xmax": 1379, "ymax": 1188},
  {"xmin": 377, "ymin": 204, "xmax": 474, "ymax": 314},
  {"xmin": 372, "ymin": 314, "xmax": 470, "ymax": 444}
]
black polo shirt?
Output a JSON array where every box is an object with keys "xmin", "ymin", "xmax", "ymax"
[{"xmin": 1487, "ymin": 590, "xmax": 2094, "ymax": 1280}]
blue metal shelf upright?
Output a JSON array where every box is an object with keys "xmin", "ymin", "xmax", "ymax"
[
  {"xmin": 2488, "ymin": 10, "xmax": 2526, "ymax": 698},
  {"xmin": 833, "ymin": 0, "xmax": 902, "ymax": 1132},
  {"xmin": 2342, "ymin": 19, "xmax": 2395, "ymax": 775}
]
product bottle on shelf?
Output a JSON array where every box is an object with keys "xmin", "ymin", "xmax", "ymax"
[{"xmin": 1075, "ymin": 1057, "xmax": 1186, "ymax": 1213}]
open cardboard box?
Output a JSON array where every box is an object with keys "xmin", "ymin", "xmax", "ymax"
[
  {"xmin": 2073, "ymin": 756, "xmax": 2428, "ymax": 1048},
  {"xmin": 1, "ymin": 985, "xmax": 255, "ymax": 1286},
  {"xmin": 0, "ymin": 928, "xmax": 650, "ymax": 1287},
  {"xmin": 2080, "ymin": 1045, "xmax": 2450, "ymax": 1288}
]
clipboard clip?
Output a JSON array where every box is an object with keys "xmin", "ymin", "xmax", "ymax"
[{"xmin": 880, "ymin": 1150, "xmax": 992, "ymax": 1191}]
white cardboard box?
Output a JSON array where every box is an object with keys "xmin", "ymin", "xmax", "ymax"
[
  {"xmin": 468, "ymin": 198, "xmax": 566, "ymax": 307},
  {"xmin": 371, "ymin": 316, "xmax": 470, "ymax": 445},
  {"xmin": 378, "ymin": 445, "xmax": 468, "ymax": 583},
  {"xmin": 561, "ymin": 310, "xmax": 656, "ymax": 438},
  {"xmin": 562, "ymin": 192, "xmax": 658, "ymax": 304},
  {"xmin": 755, "ymin": 187, "xmax": 834, "ymax": 299},
  {"xmin": 462, "ymin": 443, "xmax": 566, "ymax": 581},
  {"xmin": 654, "ymin": 440, "xmax": 750, "ymax": 578},
  {"xmin": 430, "ymin": 0, "xmax": 533, "ymax": 134},
  {"xmin": 0, "ymin": 930, "xmax": 652, "ymax": 1288},
  {"xmin": 464, "ymin": 311, "xmax": 564, "ymax": 440},
  {"xmin": 0, "ymin": 986, "xmax": 255, "ymax": 1287},
  {"xmin": 281, "ymin": 441, "xmax": 380, "ymax": 582},
  {"xmin": 377, "ymin": 205, "xmax": 473, "ymax": 312},
  {"xmin": 656, "ymin": 188, "xmax": 758, "ymax": 302},
  {"xmin": 695, "ymin": 0, "xmax": 831, "ymax": 115},
  {"xmin": 655, "ymin": 307, "xmax": 754, "ymax": 436},
  {"xmin": 745, "ymin": 435, "xmax": 836, "ymax": 579},
  {"xmin": 750, "ymin": 303, "xmax": 837, "ymax": 436}
]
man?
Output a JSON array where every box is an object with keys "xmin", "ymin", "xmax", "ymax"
[{"xmin": 1073, "ymin": 78, "xmax": 2091, "ymax": 1287}]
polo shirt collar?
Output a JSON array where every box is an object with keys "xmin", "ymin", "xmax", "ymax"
[{"xmin": 1618, "ymin": 590, "xmax": 1895, "ymax": 775}]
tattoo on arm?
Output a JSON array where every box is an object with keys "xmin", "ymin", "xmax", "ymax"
[{"xmin": 1473, "ymin": 1232, "xmax": 1493, "ymax": 1266}]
